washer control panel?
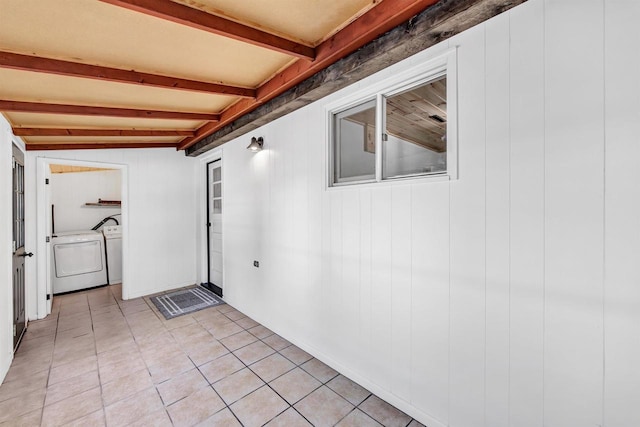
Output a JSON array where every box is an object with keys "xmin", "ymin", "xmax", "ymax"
[{"xmin": 103, "ymin": 225, "xmax": 122, "ymax": 236}]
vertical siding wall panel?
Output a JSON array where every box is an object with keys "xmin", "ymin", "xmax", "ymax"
[
  {"xmin": 341, "ymin": 190, "xmax": 362, "ymax": 366},
  {"xmin": 484, "ymin": 12, "xmax": 511, "ymax": 427},
  {"xmin": 370, "ymin": 186, "xmax": 393, "ymax": 390},
  {"xmin": 507, "ymin": 1, "xmax": 545, "ymax": 426},
  {"xmin": 603, "ymin": 1, "xmax": 640, "ymax": 425},
  {"xmin": 448, "ymin": 24, "xmax": 487, "ymax": 427},
  {"xmin": 358, "ymin": 188, "xmax": 374, "ymax": 377},
  {"xmin": 410, "ymin": 182, "xmax": 450, "ymax": 424},
  {"xmin": 390, "ymin": 185, "xmax": 412, "ymax": 400},
  {"xmin": 544, "ymin": 1, "xmax": 605, "ymax": 426}
]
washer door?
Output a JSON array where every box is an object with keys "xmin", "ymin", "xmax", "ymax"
[{"xmin": 53, "ymin": 241, "xmax": 104, "ymax": 278}]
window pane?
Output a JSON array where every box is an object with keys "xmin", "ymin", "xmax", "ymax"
[
  {"xmin": 213, "ymin": 166, "xmax": 221, "ymax": 182},
  {"xmin": 213, "ymin": 199, "xmax": 222, "ymax": 214},
  {"xmin": 334, "ymin": 100, "xmax": 376, "ymax": 183},
  {"xmin": 213, "ymin": 183, "xmax": 221, "ymax": 198},
  {"xmin": 383, "ymin": 76, "xmax": 447, "ymax": 179}
]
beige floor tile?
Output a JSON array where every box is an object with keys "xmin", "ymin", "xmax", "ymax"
[
  {"xmin": 208, "ymin": 321, "xmax": 243, "ymax": 340},
  {"xmin": 248, "ymin": 324, "xmax": 274, "ymax": 340},
  {"xmin": 166, "ymin": 386, "xmax": 225, "ymax": 427},
  {"xmin": 0, "ymin": 369, "xmax": 49, "ymax": 403},
  {"xmin": 0, "ymin": 408, "xmax": 43, "ymax": 426},
  {"xmin": 217, "ymin": 304, "xmax": 234, "ymax": 314},
  {"xmin": 213, "ymin": 368, "xmax": 265, "ymax": 405},
  {"xmin": 104, "ymin": 387, "xmax": 164, "ymax": 427},
  {"xmin": 235, "ymin": 316, "xmax": 259, "ymax": 330},
  {"xmin": 48, "ymin": 355, "xmax": 98, "ymax": 385},
  {"xmin": 183, "ymin": 339, "xmax": 229, "ymax": 366},
  {"xmin": 327, "ymin": 375, "xmax": 371, "ymax": 406},
  {"xmin": 199, "ymin": 353, "xmax": 245, "ymax": 384},
  {"xmin": 230, "ymin": 386, "xmax": 289, "ymax": 427},
  {"xmin": 280, "ymin": 345, "xmax": 313, "ymax": 365},
  {"xmin": 0, "ymin": 390, "xmax": 46, "ymax": 423},
  {"xmin": 294, "ymin": 386, "xmax": 354, "ymax": 427},
  {"xmin": 262, "ymin": 334, "xmax": 291, "ymax": 351},
  {"xmin": 270, "ymin": 368, "xmax": 321, "ymax": 405},
  {"xmin": 163, "ymin": 315, "xmax": 197, "ymax": 330},
  {"xmin": 233, "ymin": 340, "xmax": 275, "ymax": 365},
  {"xmin": 220, "ymin": 330, "xmax": 258, "ymax": 351},
  {"xmin": 223, "ymin": 309, "xmax": 246, "ymax": 321},
  {"xmin": 45, "ymin": 370, "xmax": 100, "ymax": 406},
  {"xmin": 3, "ymin": 356, "xmax": 51, "ymax": 383},
  {"xmin": 126, "ymin": 409, "xmax": 172, "ymax": 427},
  {"xmin": 95, "ymin": 335, "xmax": 135, "ymax": 355},
  {"xmin": 156, "ymin": 368, "xmax": 208, "ymax": 405},
  {"xmin": 101, "ymin": 369, "xmax": 153, "ymax": 406},
  {"xmin": 41, "ymin": 387, "xmax": 102, "ymax": 427},
  {"xmin": 408, "ymin": 419, "xmax": 426, "ymax": 427},
  {"xmin": 335, "ymin": 409, "xmax": 382, "ymax": 426},
  {"xmin": 147, "ymin": 353, "xmax": 195, "ymax": 384},
  {"xmin": 98, "ymin": 355, "xmax": 147, "ymax": 384},
  {"xmin": 52, "ymin": 346, "xmax": 95, "ymax": 368},
  {"xmin": 194, "ymin": 407, "xmax": 241, "ymax": 427},
  {"xmin": 359, "ymin": 395, "xmax": 412, "ymax": 427},
  {"xmin": 249, "ymin": 353, "xmax": 295, "ymax": 383},
  {"xmin": 169, "ymin": 324, "xmax": 208, "ymax": 343},
  {"xmin": 301, "ymin": 358, "xmax": 338, "ymax": 383},
  {"xmin": 264, "ymin": 408, "xmax": 313, "ymax": 426},
  {"xmin": 96, "ymin": 342, "xmax": 141, "ymax": 368},
  {"xmin": 62, "ymin": 409, "xmax": 105, "ymax": 427}
]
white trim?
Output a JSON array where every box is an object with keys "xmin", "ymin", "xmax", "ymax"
[{"xmin": 35, "ymin": 157, "xmax": 129, "ymax": 317}]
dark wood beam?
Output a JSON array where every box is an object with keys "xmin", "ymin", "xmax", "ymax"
[
  {"xmin": 0, "ymin": 100, "xmax": 220, "ymax": 121},
  {"xmin": 185, "ymin": 0, "xmax": 526, "ymax": 156},
  {"xmin": 26, "ymin": 142, "xmax": 178, "ymax": 151},
  {"xmin": 99, "ymin": 0, "xmax": 315, "ymax": 60},
  {"xmin": 178, "ymin": 0, "xmax": 441, "ymax": 151},
  {"xmin": 0, "ymin": 51, "xmax": 255, "ymax": 98},
  {"xmin": 13, "ymin": 128, "xmax": 195, "ymax": 137}
]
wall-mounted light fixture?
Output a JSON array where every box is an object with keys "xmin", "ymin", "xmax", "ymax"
[{"xmin": 246, "ymin": 136, "xmax": 264, "ymax": 152}]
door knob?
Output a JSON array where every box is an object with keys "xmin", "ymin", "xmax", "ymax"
[{"xmin": 19, "ymin": 252, "xmax": 33, "ymax": 258}]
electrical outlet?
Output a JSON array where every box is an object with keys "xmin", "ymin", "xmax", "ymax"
[{"xmin": 253, "ymin": 260, "xmax": 259, "ymax": 268}]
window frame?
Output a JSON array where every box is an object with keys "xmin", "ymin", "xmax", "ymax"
[{"xmin": 326, "ymin": 48, "xmax": 458, "ymax": 188}]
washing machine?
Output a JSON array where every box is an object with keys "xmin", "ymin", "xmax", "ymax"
[
  {"xmin": 103, "ymin": 225, "xmax": 122, "ymax": 285},
  {"xmin": 52, "ymin": 230, "xmax": 108, "ymax": 294}
]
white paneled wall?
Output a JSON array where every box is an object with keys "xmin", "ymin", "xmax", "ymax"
[
  {"xmin": 213, "ymin": 1, "xmax": 640, "ymax": 426},
  {"xmin": 50, "ymin": 169, "xmax": 121, "ymax": 232}
]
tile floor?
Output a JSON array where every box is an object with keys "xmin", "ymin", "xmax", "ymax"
[{"xmin": 0, "ymin": 285, "xmax": 425, "ymax": 427}]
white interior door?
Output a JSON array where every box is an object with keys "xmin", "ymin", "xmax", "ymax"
[{"xmin": 207, "ymin": 160, "xmax": 223, "ymax": 290}]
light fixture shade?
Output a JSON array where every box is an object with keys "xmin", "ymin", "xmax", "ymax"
[{"xmin": 247, "ymin": 136, "xmax": 264, "ymax": 152}]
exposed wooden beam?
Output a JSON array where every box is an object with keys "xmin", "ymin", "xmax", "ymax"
[
  {"xmin": 185, "ymin": 0, "xmax": 526, "ymax": 155},
  {"xmin": 13, "ymin": 128, "xmax": 195, "ymax": 137},
  {"xmin": 0, "ymin": 51, "xmax": 256, "ymax": 98},
  {"xmin": 0, "ymin": 100, "xmax": 220, "ymax": 121},
  {"xmin": 99, "ymin": 0, "xmax": 315, "ymax": 60},
  {"xmin": 26, "ymin": 142, "xmax": 178, "ymax": 151},
  {"xmin": 178, "ymin": 0, "xmax": 441, "ymax": 151}
]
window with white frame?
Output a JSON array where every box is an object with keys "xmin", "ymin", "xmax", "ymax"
[{"xmin": 328, "ymin": 50, "xmax": 457, "ymax": 186}]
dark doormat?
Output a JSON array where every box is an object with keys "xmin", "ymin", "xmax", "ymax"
[{"xmin": 151, "ymin": 286, "xmax": 224, "ymax": 320}]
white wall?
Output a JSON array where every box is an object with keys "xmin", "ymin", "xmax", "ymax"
[
  {"xmin": 24, "ymin": 148, "xmax": 198, "ymax": 318},
  {"xmin": 50, "ymin": 169, "xmax": 121, "ymax": 232},
  {"xmin": 205, "ymin": 1, "xmax": 640, "ymax": 426}
]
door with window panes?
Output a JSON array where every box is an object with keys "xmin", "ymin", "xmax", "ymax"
[
  {"xmin": 12, "ymin": 144, "xmax": 28, "ymax": 350},
  {"xmin": 207, "ymin": 160, "xmax": 223, "ymax": 293}
]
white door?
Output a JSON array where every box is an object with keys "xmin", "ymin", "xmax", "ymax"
[{"xmin": 207, "ymin": 160, "xmax": 223, "ymax": 292}]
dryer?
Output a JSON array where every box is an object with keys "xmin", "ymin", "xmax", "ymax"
[{"xmin": 52, "ymin": 230, "xmax": 107, "ymax": 294}]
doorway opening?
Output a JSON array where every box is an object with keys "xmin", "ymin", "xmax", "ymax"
[
  {"xmin": 35, "ymin": 158, "xmax": 128, "ymax": 319},
  {"xmin": 204, "ymin": 159, "xmax": 223, "ymax": 297}
]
